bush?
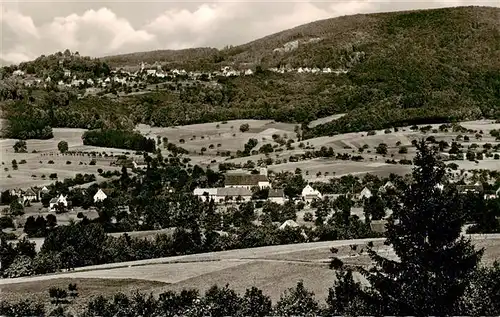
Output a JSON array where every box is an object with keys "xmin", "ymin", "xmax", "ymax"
[
  {"xmin": 48, "ymin": 160, "xmax": 54, "ymax": 164},
  {"xmin": 239, "ymin": 123, "xmax": 250, "ymax": 132},
  {"xmin": 367, "ymin": 131, "xmax": 376, "ymax": 136},
  {"xmin": 89, "ymin": 159, "xmax": 97, "ymax": 165},
  {"xmin": 66, "ymin": 161, "xmax": 71, "ymax": 165},
  {"xmin": 19, "ymin": 159, "xmax": 27, "ymax": 164},
  {"xmin": 303, "ymin": 212, "xmax": 313, "ymax": 222}
]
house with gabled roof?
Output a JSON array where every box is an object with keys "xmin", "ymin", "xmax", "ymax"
[
  {"xmin": 216, "ymin": 187, "xmax": 252, "ymax": 202},
  {"xmin": 268, "ymin": 189, "xmax": 285, "ymax": 205},
  {"xmin": 49, "ymin": 194, "xmax": 68, "ymax": 211},
  {"xmin": 359, "ymin": 187, "xmax": 372, "ymax": 200},
  {"xmin": 93, "ymin": 189, "xmax": 108, "ymax": 203},
  {"xmin": 302, "ymin": 185, "xmax": 322, "ymax": 203},
  {"xmin": 193, "ymin": 188, "xmax": 218, "ymax": 202}
]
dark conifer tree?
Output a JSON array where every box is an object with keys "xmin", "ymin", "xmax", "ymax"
[{"xmin": 359, "ymin": 140, "xmax": 483, "ymax": 315}]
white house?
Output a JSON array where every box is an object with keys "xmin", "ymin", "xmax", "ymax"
[
  {"xmin": 359, "ymin": 187, "xmax": 372, "ymax": 200},
  {"xmin": 268, "ymin": 189, "xmax": 285, "ymax": 205},
  {"xmin": 93, "ymin": 189, "xmax": 108, "ymax": 203},
  {"xmin": 49, "ymin": 194, "xmax": 68, "ymax": 211},
  {"xmin": 379, "ymin": 181, "xmax": 395, "ymax": 193},
  {"xmin": 279, "ymin": 219, "xmax": 299, "ymax": 230},
  {"xmin": 302, "ymin": 185, "xmax": 322, "ymax": 203},
  {"xmin": 193, "ymin": 188, "xmax": 218, "ymax": 202}
]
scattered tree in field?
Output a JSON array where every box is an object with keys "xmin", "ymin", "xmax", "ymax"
[
  {"xmin": 398, "ymin": 146, "xmax": 408, "ymax": 154},
  {"xmin": 13, "ymin": 140, "xmax": 27, "ymax": 153},
  {"xmin": 375, "ymin": 143, "xmax": 388, "ymax": 155},
  {"xmin": 239, "ymin": 123, "xmax": 250, "ymax": 132},
  {"xmin": 58, "ymin": 141, "xmax": 69, "ymax": 153}
]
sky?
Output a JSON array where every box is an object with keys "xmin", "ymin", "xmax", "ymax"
[{"xmin": 0, "ymin": 0, "xmax": 498, "ymax": 64}]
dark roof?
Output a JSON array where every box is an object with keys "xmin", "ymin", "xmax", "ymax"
[
  {"xmin": 217, "ymin": 188, "xmax": 252, "ymax": 197},
  {"xmin": 269, "ymin": 189, "xmax": 285, "ymax": 198},
  {"xmin": 224, "ymin": 174, "xmax": 268, "ymax": 186}
]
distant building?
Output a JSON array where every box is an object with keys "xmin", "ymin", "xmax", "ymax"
[
  {"xmin": 359, "ymin": 187, "xmax": 372, "ymax": 200},
  {"xmin": 268, "ymin": 189, "xmax": 285, "ymax": 205},
  {"xmin": 224, "ymin": 171, "xmax": 270, "ymax": 189},
  {"xmin": 49, "ymin": 194, "xmax": 68, "ymax": 211},
  {"xmin": 457, "ymin": 182, "xmax": 483, "ymax": 195},
  {"xmin": 301, "ymin": 185, "xmax": 322, "ymax": 203},
  {"xmin": 193, "ymin": 188, "xmax": 218, "ymax": 202},
  {"xmin": 279, "ymin": 219, "xmax": 299, "ymax": 230},
  {"xmin": 216, "ymin": 187, "xmax": 252, "ymax": 202},
  {"xmin": 93, "ymin": 189, "xmax": 108, "ymax": 203}
]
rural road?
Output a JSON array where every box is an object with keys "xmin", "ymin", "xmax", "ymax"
[{"xmin": 1, "ymin": 234, "xmax": 499, "ymax": 286}]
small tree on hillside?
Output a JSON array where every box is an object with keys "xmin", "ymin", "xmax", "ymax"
[
  {"xmin": 58, "ymin": 141, "xmax": 69, "ymax": 154},
  {"xmin": 13, "ymin": 140, "xmax": 27, "ymax": 153}
]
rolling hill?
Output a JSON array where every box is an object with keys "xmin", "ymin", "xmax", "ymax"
[{"xmin": 2, "ymin": 6, "xmax": 500, "ymax": 139}]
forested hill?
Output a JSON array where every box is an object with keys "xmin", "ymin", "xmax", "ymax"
[{"xmin": 2, "ymin": 6, "xmax": 500, "ymax": 139}]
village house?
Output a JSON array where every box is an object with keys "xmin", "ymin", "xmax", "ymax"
[
  {"xmin": 224, "ymin": 169, "xmax": 270, "ymax": 189},
  {"xmin": 359, "ymin": 187, "xmax": 372, "ymax": 200},
  {"xmin": 268, "ymin": 189, "xmax": 286, "ymax": 205},
  {"xmin": 193, "ymin": 188, "xmax": 218, "ymax": 202},
  {"xmin": 457, "ymin": 182, "xmax": 483, "ymax": 195},
  {"xmin": 378, "ymin": 181, "xmax": 395, "ymax": 193},
  {"xmin": 301, "ymin": 185, "xmax": 322, "ymax": 203},
  {"xmin": 21, "ymin": 188, "xmax": 37, "ymax": 204},
  {"xmin": 93, "ymin": 189, "xmax": 108, "ymax": 203},
  {"xmin": 49, "ymin": 194, "xmax": 69, "ymax": 211},
  {"xmin": 279, "ymin": 219, "xmax": 299, "ymax": 230},
  {"xmin": 215, "ymin": 188, "xmax": 252, "ymax": 203}
]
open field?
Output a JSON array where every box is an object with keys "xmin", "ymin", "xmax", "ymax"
[
  {"xmin": 1, "ymin": 234, "xmax": 499, "ymax": 304},
  {"xmin": 2, "ymin": 119, "xmax": 500, "ymax": 188},
  {"xmin": 0, "ymin": 278, "xmax": 167, "ymax": 313},
  {"xmin": 0, "ymin": 128, "xmax": 128, "ymax": 189},
  {"xmin": 308, "ymin": 114, "xmax": 346, "ymax": 128}
]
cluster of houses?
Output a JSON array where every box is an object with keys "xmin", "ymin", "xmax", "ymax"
[{"xmin": 193, "ymin": 168, "xmax": 287, "ymax": 204}]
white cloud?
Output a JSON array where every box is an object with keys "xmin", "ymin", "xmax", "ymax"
[
  {"xmin": 0, "ymin": 4, "xmax": 39, "ymax": 39},
  {"xmin": 0, "ymin": 1, "xmax": 499, "ymax": 64}
]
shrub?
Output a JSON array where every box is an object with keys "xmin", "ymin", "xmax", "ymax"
[
  {"xmin": 367, "ymin": 131, "xmax": 376, "ymax": 136},
  {"xmin": 66, "ymin": 161, "xmax": 71, "ymax": 165},
  {"xmin": 89, "ymin": 159, "xmax": 96, "ymax": 165},
  {"xmin": 19, "ymin": 159, "xmax": 27, "ymax": 164},
  {"xmin": 239, "ymin": 123, "xmax": 250, "ymax": 132},
  {"xmin": 48, "ymin": 160, "xmax": 54, "ymax": 164}
]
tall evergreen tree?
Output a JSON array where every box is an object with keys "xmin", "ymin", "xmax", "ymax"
[{"xmin": 359, "ymin": 140, "xmax": 483, "ymax": 315}]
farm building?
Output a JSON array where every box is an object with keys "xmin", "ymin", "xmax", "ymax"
[
  {"xmin": 358, "ymin": 187, "xmax": 372, "ymax": 200},
  {"xmin": 224, "ymin": 171, "xmax": 270, "ymax": 189},
  {"xmin": 216, "ymin": 188, "xmax": 252, "ymax": 202},
  {"xmin": 93, "ymin": 189, "xmax": 108, "ymax": 203},
  {"xmin": 268, "ymin": 189, "xmax": 285, "ymax": 205},
  {"xmin": 193, "ymin": 188, "xmax": 218, "ymax": 202},
  {"xmin": 301, "ymin": 185, "xmax": 322, "ymax": 203}
]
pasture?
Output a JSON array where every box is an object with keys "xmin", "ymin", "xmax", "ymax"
[
  {"xmin": 1, "ymin": 235, "xmax": 498, "ymax": 304},
  {"xmin": 0, "ymin": 128, "xmax": 127, "ymax": 189}
]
